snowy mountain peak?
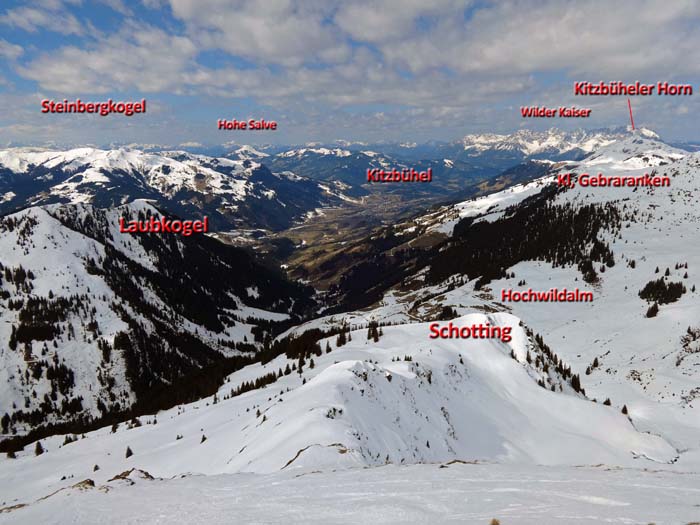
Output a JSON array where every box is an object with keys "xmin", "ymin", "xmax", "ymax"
[
  {"xmin": 228, "ymin": 145, "xmax": 270, "ymax": 160},
  {"xmin": 634, "ymin": 127, "xmax": 660, "ymax": 139}
]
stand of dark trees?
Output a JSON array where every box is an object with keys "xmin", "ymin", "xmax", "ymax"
[
  {"xmin": 639, "ymin": 278, "xmax": 686, "ymax": 304},
  {"xmin": 428, "ymin": 186, "xmax": 620, "ymax": 286}
]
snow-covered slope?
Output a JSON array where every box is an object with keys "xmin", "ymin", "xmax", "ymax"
[
  {"xmin": 2, "ymin": 132, "xmax": 699, "ymax": 521},
  {"xmin": 0, "ymin": 200, "xmax": 311, "ymax": 437},
  {"xmin": 0, "ymin": 313, "xmax": 676, "ymax": 507}
]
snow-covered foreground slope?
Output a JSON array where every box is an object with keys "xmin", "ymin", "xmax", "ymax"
[
  {"xmin": 0, "ymin": 313, "xmax": 677, "ymax": 509},
  {"xmin": 3, "ymin": 463, "xmax": 700, "ymax": 525}
]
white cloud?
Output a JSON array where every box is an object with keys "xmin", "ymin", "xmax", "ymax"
[
  {"xmin": 18, "ymin": 21, "xmax": 199, "ymax": 93},
  {"xmin": 142, "ymin": 0, "xmax": 166, "ymax": 8},
  {"xmin": 0, "ymin": 5, "xmax": 85, "ymax": 35},
  {"xmin": 378, "ymin": 1, "xmax": 700, "ymax": 77},
  {"xmin": 0, "ymin": 39, "xmax": 23, "ymax": 61},
  {"xmin": 334, "ymin": 0, "xmax": 467, "ymax": 44},
  {"xmin": 169, "ymin": 0, "xmax": 349, "ymax": 66},
  {"xmin": 97, "ymin": 0, "xmax": 133, "ymax": 15}
]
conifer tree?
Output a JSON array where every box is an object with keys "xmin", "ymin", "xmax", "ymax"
[
  {"xmin": 125, "ymin": 446, "xmax": 133, "ymax": 458},
  {"xmin": 571, "ymin": 374, "xmax": 581, "ymax": 393},
  {"xmin": 646, "ymin": 302, "xmax": 659, "ymax": 318},
  {"xmin": 35, "ymin": 441, "xmax": 44, "ymax": 456}
]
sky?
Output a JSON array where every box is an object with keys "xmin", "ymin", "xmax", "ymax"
[{"xmin": 1, "ymin": 0, "xmax": 700, "ymax": 148}]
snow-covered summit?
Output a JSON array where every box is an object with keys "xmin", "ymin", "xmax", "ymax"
[
  {"xmin": 580, "ymin": 133, "xmax": 685, "ymax": 169},
  {"xmin": 227, "ymin": 145, "xmax": 270, "ymax": 160}
]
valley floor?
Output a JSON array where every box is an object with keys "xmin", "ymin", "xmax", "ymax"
[{"xmin": 2, "ymin": 462, "xmax": 699, "ymax": 524}]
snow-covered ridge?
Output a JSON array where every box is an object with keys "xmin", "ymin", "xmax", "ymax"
[
  {"xmin": 0, "ymin": 146, "xmax": 350, "ymax": 231},
  {"xmin": 278, "ymin": 147, "xmax": 352, "ymax": 158}
]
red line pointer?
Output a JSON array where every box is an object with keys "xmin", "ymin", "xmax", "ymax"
[{"xmin": 627, "ymin": 98, "xmax": 635, "ymax": 130}]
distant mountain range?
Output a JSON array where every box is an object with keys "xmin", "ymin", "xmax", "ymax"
[
  {"xmin": 0, "ymin": 148, "xmax": 348, "ymax": 231},
  {"xmin": 0, "ymin": 128, "xmax": 663, "ymax": 234}
]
